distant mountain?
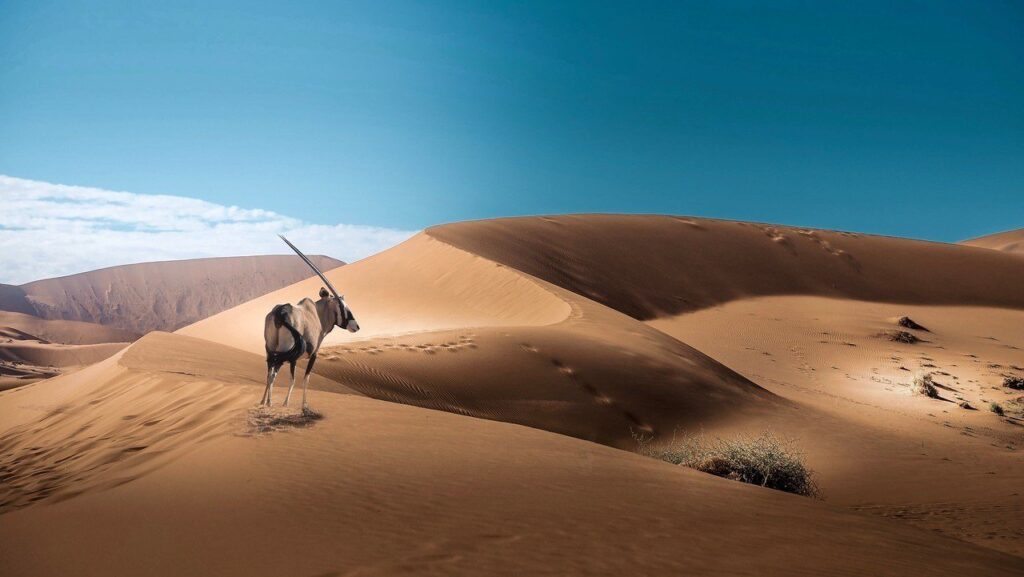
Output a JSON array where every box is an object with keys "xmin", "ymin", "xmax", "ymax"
[
  {"xmin": 0, "ymin": 284, "xmax": 35, "ymax": 316},
  {"xmin": 2, "ymin": 255, "xmax": 344, "ymax": 334}
]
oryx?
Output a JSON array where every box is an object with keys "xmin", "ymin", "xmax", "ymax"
[{"xmin": 262, "ymin": 235, "xmax": 359, "ymax": 408}]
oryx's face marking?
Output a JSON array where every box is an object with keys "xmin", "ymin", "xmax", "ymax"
[{"xmin": 336, "ymin": 297, "xmax": 359, "ymax": 333}]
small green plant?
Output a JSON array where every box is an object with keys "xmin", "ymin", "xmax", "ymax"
[
  {"xmin": 636, "ymin": 431, "xmax": 819, "ymax": 497},
  {"xmin": 911, "ymin": 373, "xmax": 939, "ymax": 398},
  {"xmin": 990, "ymin": 402, "xmax": 1004, "ymax": 416}
]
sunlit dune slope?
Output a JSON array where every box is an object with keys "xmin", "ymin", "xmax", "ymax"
[
  {"xmin": 181, "ymin": 235, "xmax": 570, "ymax": 350},
  {"xmin": 429, "ymin": 215, "xmax": 1024, "ymax": 319},
  {"xmin": 0, "ymin": 331, "xmax": 353, "ymax": 512},
  {"xmin": 962, "ymin": 228, "xmax": 1024, "ymax": 255},
  {"xmin": 0, "ymin": 340, "xmax": 127, "ymax": 371},
  {"xmin": 0, "ymin": 332, "xmax": 1020, "ymax": 576},
  {"xmin": 5, "ymin": 254, "xmax": 344, "ymax": 334}
]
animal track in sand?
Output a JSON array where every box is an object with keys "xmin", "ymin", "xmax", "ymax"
[
  {"xmin": 519, "ymin": 344, "xmax": 654, "ymax": 434},
  {"xmin": 756, "ymin": 225, "xmax": 797, "ymax": 255},
  {"xmin": 323, "ymin": 335, "xmax": 478, "ymax": 360}
]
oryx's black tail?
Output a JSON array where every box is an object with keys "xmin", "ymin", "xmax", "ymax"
[{"xmin": 267, "ymin": 304, "xmax": 305, "ymax": 365}]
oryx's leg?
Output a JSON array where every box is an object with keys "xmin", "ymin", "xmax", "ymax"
[
  {"xmin": 263, "ymin": 361, "xmax": 282, "ymax": 406},
  {"xmin": 301, "ymin": 353, "xmax": 317, "ymax": 410},
  {"xmin": 283, "ymin": 360, "xmax": 298, "ymax": 406}
]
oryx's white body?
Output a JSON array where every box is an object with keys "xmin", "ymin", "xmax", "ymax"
[{"xmin": 262, "ymin": 236, "xmax": 359, "ymax": 408}]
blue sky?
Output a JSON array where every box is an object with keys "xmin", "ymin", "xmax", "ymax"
[{"xmin": 1, "ymin": 1, "xmax": 1022, "ymax": 247}]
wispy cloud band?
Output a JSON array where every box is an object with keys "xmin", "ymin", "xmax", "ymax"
[{"xmin": 0, "ymin": 175, "xmax": 417, "ymax": 285}]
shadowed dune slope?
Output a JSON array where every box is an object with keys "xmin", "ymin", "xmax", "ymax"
[
  {"xmin": 0, "ymin": 284, "xmax": 35, "ymax": 315},
  {"xmin": 0, "ymin": 311, "xmax": 139, "ymax": 344},
  {"xmin": 5, "ymin": 254, "xmax": 344, "ymax": 334},
  {"xmin": 181, "ymin": 233, "xmax": 781, "ymax": 447},
  {"xmin": 962, "ymin": 228, "xmax": 1024, "ymax": 255},
  {"xmin": 0, "ymin": 333, "xmax": 1021, "ymax": 576},
  {"xmin": 428, "ymin": 215, "xmax": 1024, "ymax": 319}
]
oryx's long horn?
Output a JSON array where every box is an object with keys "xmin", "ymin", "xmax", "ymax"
[{"xmin": 278, "ymin": 235, "xmax": 342, "ymax": 299}]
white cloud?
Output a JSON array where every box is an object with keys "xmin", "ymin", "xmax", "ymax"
[{"xmin": 0, "ymin": 175, "xmax": 418, "ymax": 285}]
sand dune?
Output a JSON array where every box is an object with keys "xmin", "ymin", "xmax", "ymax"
[
  {"xmin": 0, "ymin": 311, "xmax": 139, "ymax": 344},
  {"xmin": 1, "ymin": 331, "xmax": 1021, "ymax": 576},
  {"xmin": 430, "ymin": 215, "xmax": 1024, "ymax": 318},
  {"xmin": 651, "ymin": 296, "xmax": 1024, "ymax": 553},
  {"xmin": 0, "ymin": 340, "xmax": 127, "ymax": 370},
  {"xmin": 182, "ymin": 235, "xmax": 569, "ymax": 349},
  {"xmin": 6, "ymin": 214, "xmax": 1024, "ymax": 573},
  {"xmin": 180, "ymin": 216, "xmax": 1024, "ymax": 556},
  {"xmin": 962, "ymin": 228, "xmax": 1024, "ymax": 255},
  {"xmin": 182, "ymin": 234, "xmax": 780, "ymax": 447},
  {"xmin": 0, "ymin": 314, "xmax": 134, "ymax": 389},
  {"xmin": 4, "ymin": 254, "xmax": 344, "ymax": 334}
]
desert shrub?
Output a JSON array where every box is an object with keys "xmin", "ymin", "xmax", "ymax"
[
  {"xmin": 636, "ymin": 431, "xmax": 819, "ymax": 497},
  {"xmin": 886, "ymin": 330, "xmax": 921, "ymax": 344},
  {"xmin": 1003, "ymin": 376, "xmax": 1024, "ymax": 390},
  {"xmin": 911, "ymin": 373, "xmax": 939, "ymax": 398},
  {"xmin": 990, "ymin": 402, "xmax": 1004, "ymax": 416}
]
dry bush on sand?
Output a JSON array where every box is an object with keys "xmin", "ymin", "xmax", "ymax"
[
  {"xmin": 636, "ymin": 431, "xmax": 819, "ymax": 497},
  {"xmin": 911, "ymin": 373, "xmax": 939, "ymax": 398},
  {"xmin": 989, "ymin": 402, "xmax": 1005, "ymax": 416},
  {"xmin": 886, "ymin": 330, "xmax": 921, "ymax": 344},
  {"xmin": 1003, "ymin": 376, "xmax": 1024, "ymax": 391}
]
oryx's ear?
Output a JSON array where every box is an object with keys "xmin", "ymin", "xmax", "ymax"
[{"xmin": 319, "ymin": 287, "xmax": 330, "ymax": 298}]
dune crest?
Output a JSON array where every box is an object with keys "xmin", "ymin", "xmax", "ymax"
[
  {"xmin": 429, "ymin": 215, "xmax": 1024, "ymax": 319},
  {"xmin": 961, "ymin": 228, "xmax": 1024, "ymax": 255}
]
